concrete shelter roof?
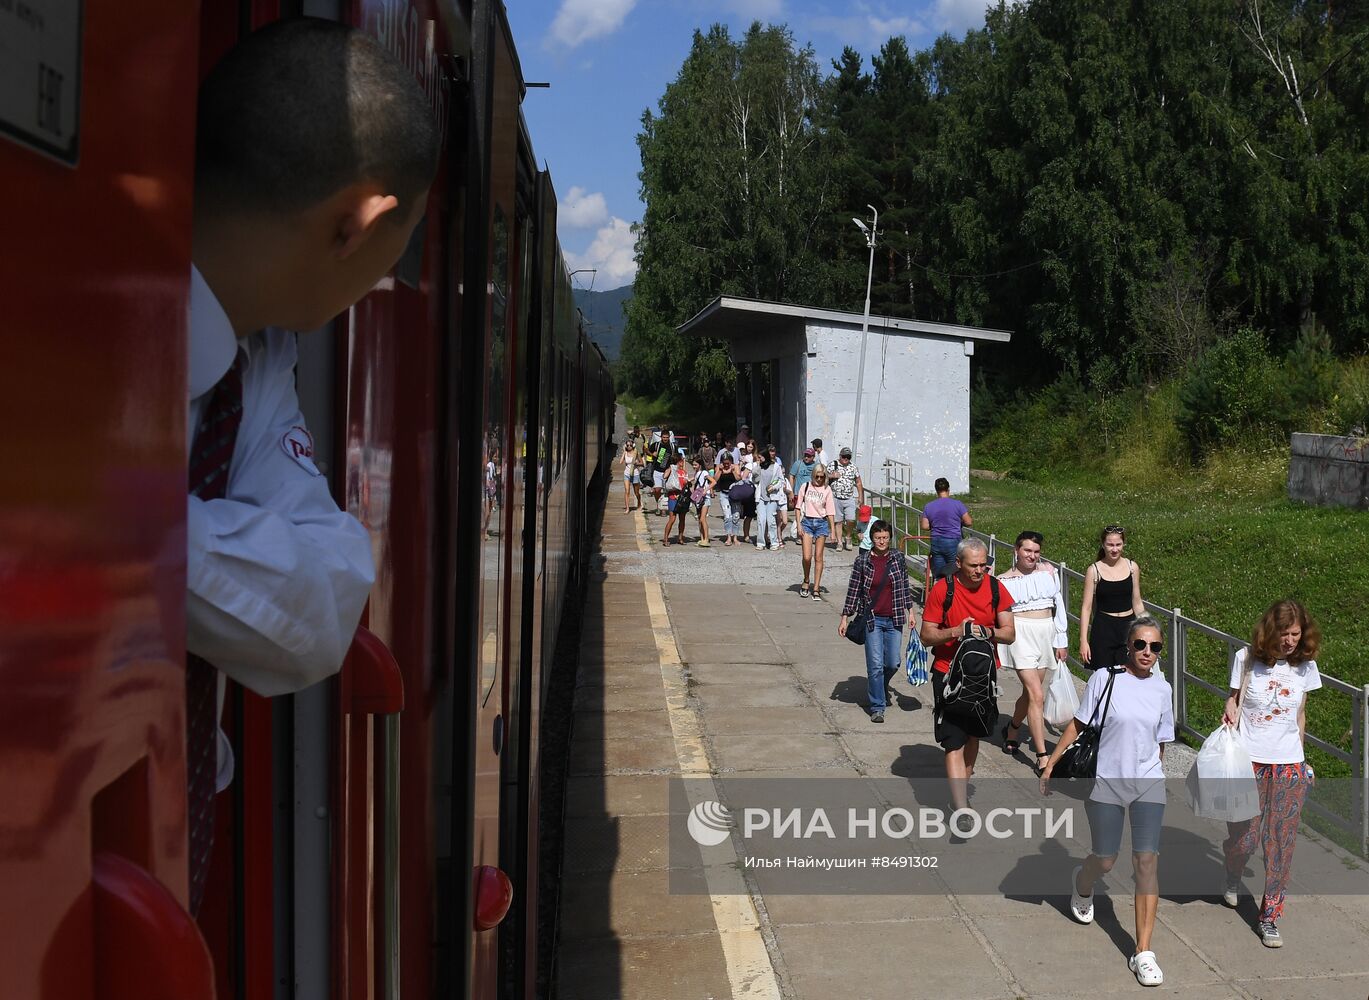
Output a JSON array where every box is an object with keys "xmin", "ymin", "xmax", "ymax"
[{"xmin": 676, "ymin": 295, "xmax": 1012, "ymax": 344}]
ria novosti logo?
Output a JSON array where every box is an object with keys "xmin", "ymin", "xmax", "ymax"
[{"xmin": 686, "ymin": 800, "xmax": 733, "ymax": 846}]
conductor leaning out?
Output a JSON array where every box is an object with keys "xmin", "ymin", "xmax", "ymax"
[{"xmin": 184, "ymin": 19, "xmax": 438, "ymax": 911}]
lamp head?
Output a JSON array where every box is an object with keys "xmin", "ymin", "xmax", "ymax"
[{"xmin": 852, "ymin": 218, "xmax": 869, "ymax": 234}]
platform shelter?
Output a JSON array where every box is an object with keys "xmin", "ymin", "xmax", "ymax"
[{"xmin": 678, "ymin": 296, "xmax": 1010, "ymax": 492}]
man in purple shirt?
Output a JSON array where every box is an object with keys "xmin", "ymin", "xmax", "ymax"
[{"xmin": 920, "ymin": 477, "xmax": 973, "ymax": 579}]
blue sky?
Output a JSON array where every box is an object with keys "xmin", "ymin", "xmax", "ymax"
[{"xmin": 504, "ymin": 0, "xmax": 996, "ymax": 291}]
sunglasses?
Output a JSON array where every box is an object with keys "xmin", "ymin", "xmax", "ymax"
[{"xmin": 1131, "ymin": 639, "xmax": 1163, "ymax": 653}]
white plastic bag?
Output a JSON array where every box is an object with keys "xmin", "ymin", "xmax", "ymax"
[
  {"xmin": 1043, "ymin": 660, "xmax": 1080, "ymax": 728},
  {"xmin": 1186, "ymin": 724, "xmax": 1260, "ymax": 822}
]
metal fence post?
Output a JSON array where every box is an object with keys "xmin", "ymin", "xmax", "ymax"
[
  {"xmin": 1362, "ymin": 684, "xmax": 1369, "ymax": 857},
  {"xmin": 1170, "ymin": 609, "xmax": 1184, "ymax": 731}
]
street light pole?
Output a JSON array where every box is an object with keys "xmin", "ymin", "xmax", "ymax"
[{"xmin": 850, "ymin": 205, "xmax": 878, "ymax": 470}]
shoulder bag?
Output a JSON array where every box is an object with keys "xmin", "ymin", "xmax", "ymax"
[
  {"xmin": 1054, "ymin": 667, "xmax": 1118, "ymax": 780},
  {"xmin": 690, "ymin": 472, "xmax": 710, "ymax": 506}
]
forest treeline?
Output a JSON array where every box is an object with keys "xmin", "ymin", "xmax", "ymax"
[{"xmin": 619, "ymin": 0, "xmax": 1368, "ymax": 456}]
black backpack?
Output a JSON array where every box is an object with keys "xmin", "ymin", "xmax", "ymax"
[{"xmin": 936, "ymin": 575, "xmax": 1002, "ymax": 737}]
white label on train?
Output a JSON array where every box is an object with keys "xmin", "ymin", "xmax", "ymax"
[{"xmin": 0, "ymin": 0, "xmax": 82, "ymax": 166}]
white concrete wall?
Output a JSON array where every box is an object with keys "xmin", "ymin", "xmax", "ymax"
[{"xmin": 801, "ymin": 322, "xmax": 971, "ymax": 492}]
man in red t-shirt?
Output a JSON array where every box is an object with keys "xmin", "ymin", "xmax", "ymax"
[{"xmin": 920, "ymin": 537, "xmax": 1016, "ymax": 811}]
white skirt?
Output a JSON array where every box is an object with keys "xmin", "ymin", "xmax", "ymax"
[{"xmin": 1000, "ymin": 615, "xmax": 1057, "ymax": 670}]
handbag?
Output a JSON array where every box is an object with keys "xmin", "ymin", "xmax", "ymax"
[
  {"xmin": 1054, "ymin": 667, "xmax": 1118, "ymax": 779},
  {"xmin": 844, "ymin": 556, "xmax": 891, "ymax": 647},
  {"xmin": 689, "ymin": 472, "xmax": 709, "ymax": 505}
]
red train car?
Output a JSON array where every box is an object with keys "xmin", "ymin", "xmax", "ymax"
[{"xmin": 0, "ymin": 1, "xmax": 613, "ymax": 997}]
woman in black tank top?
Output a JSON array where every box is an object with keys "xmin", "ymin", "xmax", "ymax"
[
  {"xmin": 714, "ymin": 456, "xmax": 740, "ymax": 545},
  {"xmin": 1079, "ymin": 525, "xmax": 1145, "ymax": 669}
]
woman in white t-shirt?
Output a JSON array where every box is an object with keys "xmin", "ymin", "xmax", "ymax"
[
  {"xmin": 1041, "ymin": 615, "xmax": 1174, "ymax": 988},
  {"xmin": 1219, "ymin": 599, "xmax": 1322, "ymax": 949}
]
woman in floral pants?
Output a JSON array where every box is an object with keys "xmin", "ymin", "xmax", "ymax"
[{"xmin": 1220, "ymin": 600, "xmax": 1322, "ymax": 948}]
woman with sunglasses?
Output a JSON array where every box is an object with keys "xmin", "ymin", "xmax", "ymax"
[
  {"xmin": 1042, "ymin": 616, "xmax": 1174, "ymax": 987},
  {"xmin": 1219, "ymin": 600, "xmax": 1322, "ymax": 948},
  {"xmin": 1079, "ymin": 524, "xmax": 1145, "ymax": 670},
  {"xmin": 796, "ymin": 464, "xmax": 837, "ymax": 599}
]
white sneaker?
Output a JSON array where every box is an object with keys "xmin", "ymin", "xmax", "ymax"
[
  {"xmin": 1069, "ymin": 865, "xmax": 1094, "ymax": 924},
  {"xmin": 755, "ymin": 542, "xmax": 765, "ymax": 550},
  {"xmin": 1128, "ymin": 951, "xmax": 1163, "ymax": 986},
  {"xmin": 1222, "ymin": 874, "xmax": 1241, "ymax": 908}
]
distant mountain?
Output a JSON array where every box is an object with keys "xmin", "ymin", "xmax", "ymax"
[{"xmin": 572, "ymin": 283, "xmax": 633, "ymax": 360}]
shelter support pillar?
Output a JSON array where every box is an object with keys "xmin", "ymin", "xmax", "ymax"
[
  {"xmin": 749, "ymin": 364, "xmax": 763, "ymax": 443},
  {"xmin": 767, "ymin": 361, "xmax": 780, "ymax": 456},
  {"xmin": 735, "ymin": 368, "xmax": 747, "ymax": 439}
]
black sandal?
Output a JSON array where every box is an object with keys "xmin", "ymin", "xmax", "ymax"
[
  {"xmin": 1001, "ymin": 722, "xmax": 1021, "ymax": 754},
  {"xmin": 1034, "ymin": 752, "xmax": 1051, "ymax": 776}
]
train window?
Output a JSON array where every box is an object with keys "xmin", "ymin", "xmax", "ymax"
[{"xmin": 480, "ymin": 206, "xmax": 510, "ymax": 706}]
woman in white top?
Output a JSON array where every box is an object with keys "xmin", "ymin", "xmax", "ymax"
[
  {"xmin": 1042, "ymin": 615, "xmax": 1174, "ymax": 988},
  {"xmin": 795, "ymin": 464, "xmax": 837, "ymax": 600},
  {"xmin": 1219, "ymin": 599, "xmax": 1322, "ymax": 949},
  {"xmin": 740, "ymin": 443, "xmax": 759, "ymax": 542},
  {"xmin": 691, "ymin": 457, "xmax": 716, "ymax": 548},
  {"xmin": 621, "ymin": 437, "xmax": 639, "ymax": 512},
  {"xmin": 998, "ymin": 531, "xmax": 1070, "ymax": 774}
]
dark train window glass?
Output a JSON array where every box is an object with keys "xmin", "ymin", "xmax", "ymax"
[{"xmin": 480, "ymin": 206, "xmax": 510, "ymax": 706}]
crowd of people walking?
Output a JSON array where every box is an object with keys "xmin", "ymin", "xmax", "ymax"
[
  {"xmin": 618, "ymin": 432, "xmax": 1324, "ymax": 987},
  {"xmin": 620, "ymin": 426, "xmax": 867, "ymax": 578}
]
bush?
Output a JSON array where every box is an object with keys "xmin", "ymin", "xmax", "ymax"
[
  {"xmin": 1175, "ymin": 328, "xmax": 1292, "ymax": 458},
  {"xmin": 1331, "ymin": 357, "xmax": 1369, "ymax": 436}
]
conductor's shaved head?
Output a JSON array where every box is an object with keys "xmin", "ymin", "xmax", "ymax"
[{"xmin": 195, "ymin": 18, "xmax": 438, "ymax": 217}]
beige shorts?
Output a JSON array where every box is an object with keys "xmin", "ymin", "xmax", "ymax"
[{"xmin": 999, "ymin": 615, "xmax": 1056, "ymax": 671}]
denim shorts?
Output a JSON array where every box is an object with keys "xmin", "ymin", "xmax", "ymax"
[
  {"xmin": 1085, "ymin": 797, "xmax": 1165, "ymax": 857},
  {"xmin": 800, "ymin": 516, "xmax": 830, "ymax": 537}
]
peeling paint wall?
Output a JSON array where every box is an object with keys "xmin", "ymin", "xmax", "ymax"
[{"xmin": 801, "ymin": 323, "xmax": 971, "ymax": 492}]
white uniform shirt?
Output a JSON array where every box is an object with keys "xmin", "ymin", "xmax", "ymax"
[{"xmin": 188, "ymin": 267, "xmax": 375, "ymax": 790}]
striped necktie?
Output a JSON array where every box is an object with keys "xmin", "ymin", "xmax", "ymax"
[{"xmin": 185, "ymin": 348, "xmax": 245, "ymax": 915}]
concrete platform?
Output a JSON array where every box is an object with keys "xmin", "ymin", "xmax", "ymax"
[{"xmin": 552, "ymin": 475, "xmax": 1369, "ymax": 999}]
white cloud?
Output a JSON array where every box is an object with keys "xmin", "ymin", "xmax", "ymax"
[
  {"xmin": 724, "ymin": 0, "xmax": 783, "ymax": 18},
  {"xmin": 559, "ymin": 186, "xmax": 609, "ymax": 229},
  {"xmin": 565, "ymin": 217, "xmax": 638, "ymax": 288},
  {"xmin": 932, "ymin": 0, "xmax": 993, "ymax": 33},
  {"xmin": 546, "ymin": 0, "xmax": 636, "ymax": 49},
  {"xmin": 868, "ymin": 15, "xmax": 923, "ymax": 37},
  {"xmin": 809, "ymin": 8, "xmax": 927, "ymax": 50}
]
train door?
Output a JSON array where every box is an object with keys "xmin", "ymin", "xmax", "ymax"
[{"xmin": 0, "ymin": 2, "xmax": 213, "ymax": 998}]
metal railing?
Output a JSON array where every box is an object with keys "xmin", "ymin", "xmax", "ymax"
[{"xmin": 868, "ymin": 463, "xmax": 1369, "ymax": 856}]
